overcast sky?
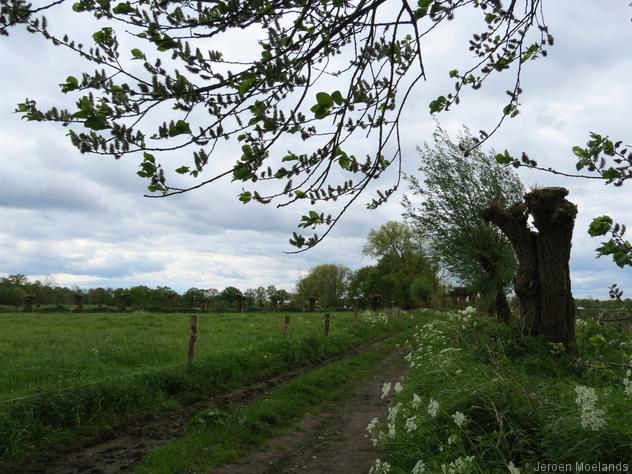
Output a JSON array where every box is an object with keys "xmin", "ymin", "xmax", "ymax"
[{"xmin": 0, "ymin": 1, "xmax": 630, "ymax": 297}]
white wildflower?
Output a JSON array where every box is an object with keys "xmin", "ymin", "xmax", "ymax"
[
  {"xmin": 366, "ymin": 417, "xmax": 381, "ymax": 446},
  {"xmin": 381, "ymin": 382, "xmax": 392, "ymax": 399},
  {"xmin": 623, "ymin": 369, "xmax": 632, "ymax": 396},
  {"xmin": 412, "ymin": 460, "xmax": 426, "ymax": 474},
  {"xmin": 369, "ymin": 459, "xmax": 392, "ymax": 474},
  {"xmin": 447, "ymin": 434, "xmax": 458, "ymax": 445},
  {"xmin": 427, "ymin": 399, "xmax": 439, "ymax": 418},
  {"xmin": 411, "ymin": 393, "xmax": 422, "ymax": 409},
  {"xmin": 575, "ymin": 385, "xmax": 605, "ymax": 431},
  {"xmin": 404, "ymin": 416, "xmax": 418, "ymax": 433},
  {"xmin": 387, "ymin": 402, "xmax": 401, "ymax": 423},
  {"xmin": 508, "ymin": 461, "xmax": 520, "ymax": 474},
  {"xmin": 367, "ymin": 417, "xmax": 379, "ymax": 435},
  {"xmin": 394, "ymin": 382, "xmax": 404, "ymax": 394},
  {"xmin": 452, "ymin": 411, "xmax": 466, "ymax": 427},
  {"xmin": 441, "ymin": 456, "xmax": 475, "ymax": 474}
]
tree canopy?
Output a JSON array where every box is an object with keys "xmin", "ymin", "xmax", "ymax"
[
  {"xmin": 0, "ymin": 0, "xmax": 551, "ymax": 250},
  {"xmin": 404, "ymin": 127, "xmax": 524, "ymax": 319},
  {"xmin": 296, "ymin": 263, "xmax": 350, "ymax": 309},
  {"xmin": 360, "ymin": 220, "xmax": 439, "ymax": 308}
]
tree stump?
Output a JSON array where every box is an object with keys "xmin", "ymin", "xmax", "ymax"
[
  {"xmin": 483, "ymin": 187, "xmax": 577, "ymax": 349},
  {"xmin": 23, "ymin": 295, "xmax": 35, "ymax": 312},
  {"xmin": 74, "ymin": 293, "xmax": 84, "ymax": 312}
]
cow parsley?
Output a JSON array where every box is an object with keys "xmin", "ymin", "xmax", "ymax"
[
  {"xmin": 381, "ymin": 382, "xmax": 391, "ymax": 399},
  {"xmin": 404, "ymin": 416, "xmax": 418, "ymax": 433},
  {"xmin": 575, "ymin": 385, "xmax": 605, "ymax": 431},
  {"xmin": 427, "ymin": 398, "xmax": 439, "ymax": 418},
  {"xmin": 452, "ymin": 411, "xmax": 466, "ymax": 427},
  {"xmin": 412, "ymin": 460, "xmax": 427, "ymax": 474},
  {"xmin": 369, "ymin": 459, "xmax": 391, "ymax": 474}
]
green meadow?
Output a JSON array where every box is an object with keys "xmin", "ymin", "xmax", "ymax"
[{"xmin": 0, "ymin": 310, "xmax": 413, "ymax": 463}]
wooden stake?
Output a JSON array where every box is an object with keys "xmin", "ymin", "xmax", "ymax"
[
  {"xmin": 188, "ymin": 315, "xmax": 199, "ymax": 367},
  {"xmin": 283, "ymin": 315, "xmax": 290, "ymax": 339},
  {"xmin": 324, "ymin": 313, "xmax": 330, "ymax": 336}
]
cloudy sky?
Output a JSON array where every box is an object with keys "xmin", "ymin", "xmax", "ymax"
[{"xmin": 0, "ymin": 1, "xmax": 630, "ymax": 297}]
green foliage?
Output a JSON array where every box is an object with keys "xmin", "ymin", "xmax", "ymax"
[
  {"xmin": 359, "ymin": 221, "xmax": 440, "ymax": 309},
  {"xmin": 404, "ymin": 127, "xmax": 524, "ymax": 312},
  {"xmin": 296, "ymin": 264, "xmax": 350, "ymax": 309},
  {"xmin": 372, "ymin": 311, "xmax": 632, "ymax": 472},
  {"xmin": 1, "ymin": 0, "xmax": 550, "ymax": 249}
]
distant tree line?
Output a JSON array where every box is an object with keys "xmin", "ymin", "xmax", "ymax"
[{"xmin": 0, "ymin": 275, "xmax": 294, "ymax": 312}]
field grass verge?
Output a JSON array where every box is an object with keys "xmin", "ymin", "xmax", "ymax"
[
  {"xmin": 369, "ymin": 310, "xmax": 632, "ymax": 473},
  {"xmin": 0, "ymin": 311, "xmax": 415, "ymax": 467},
  {"xmin": 134, "ymin": 322, "xmax": 422, "ymax": 474}
]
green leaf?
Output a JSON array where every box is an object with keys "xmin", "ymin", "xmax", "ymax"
[
  {"xmin": 310, "ymin": 104, "xmax": 327, "ymax": 120},
  {"xmin": 112, "ymin": 2, "xmax": 134, "ymax": 14},
  {"xmin": 84, "ymin": 116, "xmax": 110, "ymax": 130},
  {"xmin": 588, "ymin": 216, "xmax": 613, "ymax": 237},
  {"xmin": 60, "ymin": 76, "xmax": 79, "ymax": 93},
  {"xmin": 143, "ymin": 152, "xmax": 156, "ymax": 163},
  {"xmin": 338, "ymin": 154, "xmax": 351, "ymax": 170},
  {"xmin": 294, "ymin": 190, "xmax": 306, "ymax": 198},
  {"xmin": 131, "ymin": 48, "xmax": 146, "ymax": 60},
  {"xmin": 449, "ymin": 69, "xmax": 459, "ymax": 78},
  {"xmin": 572, "ymin": 146, "xmax": 589, "ymax": 159},
  {"xmin": 316, "ymin": 92, "xmax": 334, "ymax": 108},
  {"xmin": 520, "ymin": 44, "xmax": 540, "ymax": 64},
  {"xmin": 602, "ymin": 168, "xmax": 620, "ymax": 181},
  {"xmin": 331, "ymin": 90, "xmax": 344, "ymax": 105},
  {"xmin": 429, "ymin": 95, "xmax": 446, "ymax": 114},
  {"xmin": 232, "ymin": 165, "xmax": 251, "ymax": 181},
  {"xmin": 156, "ymin": 35, "xmax": 177, "ymax": 52},
  {"xmin": 495, "ymin": 150, "xmax": 513, "ymax": 165},
  {"xmin": 309, "ymin": 210, "xmax": 319, "ymax": 219},
  {"xmin": 238, "ymin": 77, "xmax": 256, "ymax": 97},
  {"xmin": 168, "ymin": 120, "xmax": 191, "ymax": 136},
  {"xmin": 239, "ymin": 191, "xmax": 252, "ymax": 204},
  {"xmin": 175, "ymin": 166, "xmax": 190, "ymax": 174},
  {"xmin": 261, "ymin": 50, "xmax": 272, "ymax": 62}
]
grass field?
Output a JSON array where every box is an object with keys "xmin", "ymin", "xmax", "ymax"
[
  {"xmin": 0, "ymin": 311, "xmax": 362, "ymax": 401},
  {"xmin": 0, "ymin": 310, "xmax": 414, "ymax": 463}
]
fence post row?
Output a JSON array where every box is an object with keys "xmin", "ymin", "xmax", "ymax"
[{"xmin": 188, "ymin": 315, "xmax": 199, "ymax": 367}]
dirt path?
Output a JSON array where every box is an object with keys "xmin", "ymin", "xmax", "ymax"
[
  {"xmin": 212, "ymin": 348, "xmax": 407, "ymax": 474},
  {"xmin": 19, "ymin": 336, "xmax": 396, "ymax": 474}
]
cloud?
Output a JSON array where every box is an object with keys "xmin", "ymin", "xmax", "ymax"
[{"xmin": 0, "ymin": 1, "xmax": 630, "ymax": 298}]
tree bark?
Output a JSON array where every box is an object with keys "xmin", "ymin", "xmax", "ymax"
[
  {"xmin": 495, "ymin": 286, "xmax": 511, "ymax": 324},
  {"xmin": 483, "ymin": 187, "xmax": 577, "ymax": 350}
]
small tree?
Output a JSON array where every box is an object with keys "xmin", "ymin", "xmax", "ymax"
[
  {"xmin": 221, "ymin": 286, "xmax": 243, "ymax": 311},
  {"xmin": 362, "ymin": 220, "xmax": 439, "ymax": 309},
  {"xmin": 404, "ymin": 128, "xmax": 524, "ymax": 322},
  {"xmin": 297, "ymin": 264, "xmax": 350, "ymax": 310}
]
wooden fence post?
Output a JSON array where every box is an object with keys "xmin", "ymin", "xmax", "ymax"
[
  {"xmin": 188, "ymin": 315, "xmax": 199, "ymax": 367},
  {"xmin": 324, "ymin": 313, "xmax": 330, "ymax": 336},
  {"xmin": 283, "ymin": 315, "xmax": 290, "ymax": 339}
]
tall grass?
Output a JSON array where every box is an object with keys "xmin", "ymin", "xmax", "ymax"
[
  {"xmin": 370, "ymin": 310, "xmax": 632, "ymax": 473},
  {"xmin": 0, "ymin": 310, "xmax": 414, "ymax": 464}
]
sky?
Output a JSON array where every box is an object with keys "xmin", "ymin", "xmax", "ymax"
[{"xmin": 0, "ymin": 1, "xmax": 630, "ymax": 298}]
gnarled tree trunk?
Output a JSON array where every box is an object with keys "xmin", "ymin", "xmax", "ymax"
[{"xmin": 483, "ymin": 187, "xmax": 577, "ymax": 350}]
